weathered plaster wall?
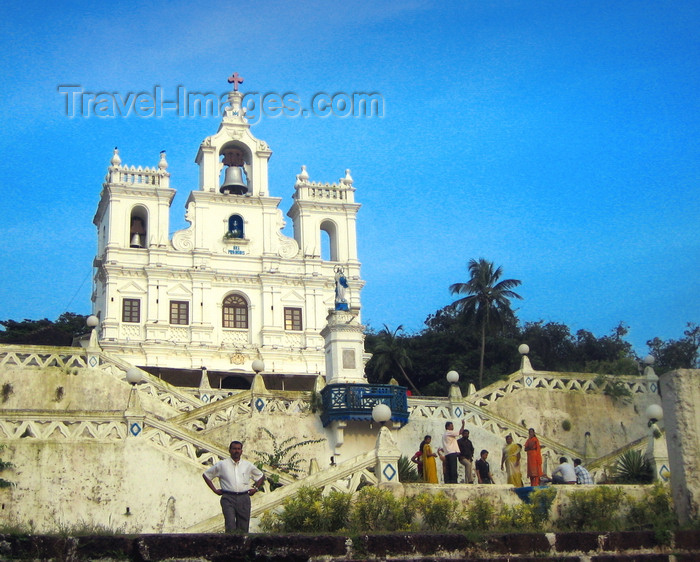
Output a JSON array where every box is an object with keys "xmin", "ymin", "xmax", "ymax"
[
  {"xmin": 1, "ymin": 439, "xmax": 218, "ymax": 533},
  {"xmin": 489, "ymin": 387, "xmax": 658, "ymax": 455},
  {"xmin": 660, "ymin": 368, "xmax": 700, "ymax": 524},
  {"xmin": 1, "ymin": 366, "xmax": 178, "ymax": 419}
]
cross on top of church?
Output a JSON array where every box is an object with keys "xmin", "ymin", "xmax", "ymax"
[{"xmin": 227, "ymin": 72, "xmax": 244, "ymax": 92}]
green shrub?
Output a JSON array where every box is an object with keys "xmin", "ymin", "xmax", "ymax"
[
  {"xmin": 614, "ymin": 450, "xmax": 654, "ymax": 484},
  {"xmin": 322, "ymin": 490, "xmax": 354, "ymax": 532},
  {"xmin": 348, "ymin": 486, "xmax": 414, "ymax": 532},
  {"xmin": 456, "ymin": 496, "xmax": 495, "ymax": 531},
  {"xmin": 274, "ymin": 486, "xmax": 325, "ymax": 532},
  {"xmin": 594, "ymin": 375, "xmax": 632, "ymax": 405},
  {"xmin": 626, "ymin": 482, "xmax": 676, "ymax": 543},
  {"xmin": 558, "ymin": 486, "xmax": 627, "ymax": 531},
  {"xmin": 259, "ymin": 510, "xmax": 284, "ymax": 532},
  {"xmin": 260, "ymin": 486, "xmax": 353, "ymax": 532},
  {"xmin": 254, "ymin": 428, "xmax": 325, "ymax": 477},
  {"xmin": 496, "ymin": 503, "xmax": 539, "ymax": 531},
  {"xmin": 561, "ymin": 419, "xmax": 571, "ymax": 431},
  {"xmin": 398, "ymin": 455, "xmax": 421, "ymax": 483},
  {"xmin": 530, "ymin": 487, "xmax": 557, "ymax": 525},
  {"xmin": 414, "ymin": 492, "xmax": 459, "ymax": 531}
]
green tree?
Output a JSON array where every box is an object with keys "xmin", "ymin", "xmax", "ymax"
[
  {"xmin": 449, "ymin": 258, "xmax": 522, "ymax": 388},
  {"xmin": 367, "ymin": 324, "xmax": 421, "ymax": 394},
  {"xmin": 0, "ymin": 312, "xmax": 89, "ymax": 346},
  {"xmin": 646, "ymin": 323, "xmax": 700, "ymax": 372}
]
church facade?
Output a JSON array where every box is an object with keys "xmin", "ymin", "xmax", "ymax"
[{"xmin": 91, "ymin": 85, "xmax": 363, "ymax": 387}]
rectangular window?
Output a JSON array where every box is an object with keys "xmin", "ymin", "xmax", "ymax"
[
  {"xmin": 284, "ymin": 307, "xmax": 303, "ymax": 331},
  {"xmin": 169, "ymin": 301, "xmax": 189, "ymax": 325},
  {"xmin": 122, "ymin": 298, "xmax": 140, "ymax": 323}
]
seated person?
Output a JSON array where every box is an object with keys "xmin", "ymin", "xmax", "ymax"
[
  {"xmin": 574, "ymin": 458, "xmax": 594, "ymax": 484},
  {"xmin": 552, "ymin": 457, "xmax": 577, "ymax": 484}
]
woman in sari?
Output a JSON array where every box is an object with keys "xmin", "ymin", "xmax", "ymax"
[
  {"xmin": 500, "ymin": 434, "xmax": 523, "ymax": 487},
  {"xmin": 421, "ymin": 435, "xmax": 438, "ymax": 483},
  {"xmin": 524, "ymin": 428, "xmax": 543, "ymax": 486}
]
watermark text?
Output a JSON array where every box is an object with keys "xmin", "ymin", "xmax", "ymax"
[{"xmin": 57, "ymin": 86, "xmax": 384, "ymax": 123}]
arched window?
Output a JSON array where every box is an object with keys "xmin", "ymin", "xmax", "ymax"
[
  {"xmin": 129, "ymin": 206, "xmax": 148, "ymax": 248},
  {"xmin": 320, "ymin": 220, "xmax": 338, "ymax": 261},
  {"xmin": 227, "ymin": 215, "xmax": 244, "ymax": 239},
  {"xmin": 223, "ymin": 294, "xmax": 248, "ymax": 329},
  {"xmin": 219, "ymin": 142, "xmax": 252, "ymax": 195}
]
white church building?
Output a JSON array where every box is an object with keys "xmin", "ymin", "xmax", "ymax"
[
  {"xmin": 0, "ymin": 76, "xmax": 685, "ymax": 535},
  {"xmin": 91, "ymin": 84, "xmax": 363, "ymax": 390}
]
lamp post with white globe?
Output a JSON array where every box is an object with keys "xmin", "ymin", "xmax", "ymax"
[
  {"xmin": 371, "ymin": 403, "xmax": 392, "ymax": 426},
  {"xmin": 86, "ymin": 315, "xmax": 100, "ymax": 350},
  {"xmin": 519, "ymin": 344, "xmax": 533, "ymax": 372},
  {"xmin": 644, "ymin": 402, "xmax": 669, "ymax": 482},
  {"xmin": 643, "ymin": 355, "xmax": 658, "ymax": 380},
  {"xmin": 124, "ymin": 367, "xmax": 146, "ymax": 439},
  {"xmin": 446, "ymin": 370, "xmax": 462, "ymax": 409},
  {"xmin": 371, "ymin": 402, "xmax": 400, "ymax": 483},
  {"xmin": 125, "ymin": 367, "xmax": 144, "ymax": 410}
]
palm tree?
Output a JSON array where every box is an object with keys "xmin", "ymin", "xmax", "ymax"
[
  {"xmin": 449, "ymin": 258, "xmax": 522, "ymax": 389},
  {"xmin": 371, "ymin": 324, "xmax": 421, "ymax": 395}
]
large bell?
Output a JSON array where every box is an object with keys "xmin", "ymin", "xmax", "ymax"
[
  {"xmin": 130, "ymin": 233, "xmax": 142, "ymax": 248},
  {"xmin": 220, "ymin": 166, "xmax": 248, "ymax": 195}
]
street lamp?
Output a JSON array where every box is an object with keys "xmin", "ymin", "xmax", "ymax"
[
  {"xmin": 125, "ymin": 367, "xmax": 144, "ymax": 411},
  {"xmin": 646, "ymin": 404, "xmax": 663, "ymax": 424},
  {"xmin": 643, "ymin": 355, "xmax": 658, "ymax": 380},
  {"xmin": 446, "ymin": 370, "xmax": 462, "ymax": 400},
  {"xmin": 252, "ymin": 359, "xmax": 265, "ymax": 374},
  {"xmin": 86, "ymin": 315, "xmax": 100, "ymax": 349},
  {"xmin": 126, "ymin": 367, "xmax": 144, "ymax": 385},
  {"xmin": 372, "ymin": 403, "xmax": 392, "ymax": 425}
]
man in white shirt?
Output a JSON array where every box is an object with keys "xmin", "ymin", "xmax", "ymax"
[
  {"xmin": 551, "ymin": 457, "xmax": 577, "ymax": 484},
  {"xmin": 442, "ymin": 419, "xmax": 465, "ymax": 483},
  {"xmin": 203, "ymin": 440, "xmax": 265, "ymax": 532}
]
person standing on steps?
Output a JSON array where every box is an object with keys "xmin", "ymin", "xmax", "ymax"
[
  {"xmin": 442, "ymin": 419, "xmax": 465, "ymax": 484},
  {"xmin": 203, "ymin": 440, "xmax": 265, "ymax": 533}
]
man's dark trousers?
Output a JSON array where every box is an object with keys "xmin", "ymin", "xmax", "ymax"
[
  {"xmin": 445, "ymin": 453, "xmax": 459, "ymax": 483},
  {"xmin": 221, "ymin": 492, "xmax": 251, "ymax": 532}
]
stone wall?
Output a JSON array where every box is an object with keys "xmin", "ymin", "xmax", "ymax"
[
  {"xmin": 1, "ymin": 439, "xmax": 218, "ymax": 533},
  {"xmin": 660, "ymin": 368, "xmax": 700, "ymax": 524},
  {"xmin": 489, "ymin": 384, "xmax": 658, "ymax": 456}
]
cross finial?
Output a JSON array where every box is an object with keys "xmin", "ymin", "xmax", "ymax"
[{"xmin": 227, "ymin": 72, "xmax": 244, "ymax": 92}]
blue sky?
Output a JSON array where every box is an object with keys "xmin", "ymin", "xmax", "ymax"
[{"xmin": 0, "ymin": 0, "xmax": 697, "ymax": 355}]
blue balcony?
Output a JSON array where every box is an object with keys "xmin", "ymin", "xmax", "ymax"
[{"xmin": 319, "ymin": 383, "xmax": 409, "ymax": 427}]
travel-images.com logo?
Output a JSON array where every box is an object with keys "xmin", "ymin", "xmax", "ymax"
[{"xmin": 57, "ymin": 86, "xmax": 384, "ymax": 123}]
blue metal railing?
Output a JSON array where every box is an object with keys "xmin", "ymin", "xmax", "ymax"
[{"xmin": 319, "ymin": 383, "xmax": 409, "ymax": 427}]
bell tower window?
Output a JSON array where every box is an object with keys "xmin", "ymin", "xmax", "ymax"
[
  {"xmin": 227, "ymin": 215, "xmax": 245, "ymax": 239},
  {"xmin": 220, "ymin": 144, "xmax": 251, "ymax": 195},
  {"xmin": 320, "ymin": 220, "xmax": 338, "ymax": 261},
  {"xmin": 129, "ymin": 207, "xmax": 148, "ymax": 248},
  {"xmin": 223, "ymin": 294, "xmax": 248, "ymax": 329}
]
